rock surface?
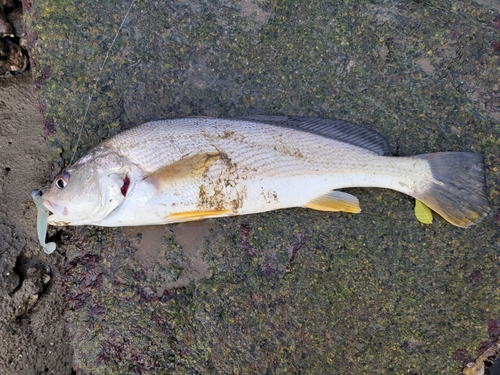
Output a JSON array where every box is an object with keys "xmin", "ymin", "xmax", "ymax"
[{"xmin": 3, "ymin": 0, "xmax": 498, "ymax": 373}]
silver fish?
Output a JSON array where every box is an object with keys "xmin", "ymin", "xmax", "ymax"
[{"xmin": 35, "ymin": 116, "xmax": 489, "ymax": 240}]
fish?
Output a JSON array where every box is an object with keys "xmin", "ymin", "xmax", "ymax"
[{"xmin": 35, "ymin": 116, "xmax": 490, "ymax": 244}]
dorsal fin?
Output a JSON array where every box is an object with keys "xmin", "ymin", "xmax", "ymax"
[{"xmin": 235, "ymin": 115, "xmax": 391, "ymax": 156}]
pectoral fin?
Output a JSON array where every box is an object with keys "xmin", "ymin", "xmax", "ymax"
[
  {"xmin": 145, "ymin": 152, "xmax": 223, "ymax": 192},
  {"xmin": 304, "ymin": 191, "xmax": 360, "ymax": 213},
  {"xmin": 166, "ymin": 210, "xmax": 231, "ymax": 222}
]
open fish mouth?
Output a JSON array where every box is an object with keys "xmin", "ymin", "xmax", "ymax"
[{"xmin": 43, "ymin": 199, "xmax": 68, "ymax": 217}]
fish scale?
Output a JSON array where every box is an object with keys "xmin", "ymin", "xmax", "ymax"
[{"xmin": 106, "ymin": 118, "xmax": 379, "ymax": 179}]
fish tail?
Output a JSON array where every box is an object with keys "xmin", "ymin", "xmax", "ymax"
[{"xmin": 414, "ymin": 152, "xmax": 490, "ymax": 227}]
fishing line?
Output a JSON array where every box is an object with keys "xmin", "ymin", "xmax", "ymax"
[{"xmin": 69, "ymin": 0, "xmax": 136, "ymax": 166}]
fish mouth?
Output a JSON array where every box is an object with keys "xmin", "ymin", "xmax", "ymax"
[{"xmin": 43, "ymin": 199, "xmax": 68, "ymax": 217}]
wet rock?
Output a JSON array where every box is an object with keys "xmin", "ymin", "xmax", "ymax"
[
  {"xmin": 6, "ymin": 6, "xmax": 24, "ymax": 36},
  {"xmin": 0, "ymin": 1, "xmax": 29, "ymax": 75},
  {"xmin": 0, "ymin": 5, "xmax": 14, "ymax": 38},
  {"xmin": 0, "ymin": 37, "xmax": 26, "ymax": 74},
  {"xmin": 0, "ymin": 0, "xmax": 16, "ymax": 10}
]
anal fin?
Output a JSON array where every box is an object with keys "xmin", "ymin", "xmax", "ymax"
[
  {"xmin": 166, "ymin": 210, "xmax": 231, "ymax": 222},
  {"xmin": 303, "ymin": 191, "xmax": 360, "ymax": 213}
]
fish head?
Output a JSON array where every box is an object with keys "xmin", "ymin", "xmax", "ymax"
[{"xmin": 41, "ymin": 147, "xmax": 130, "ymax": 225}]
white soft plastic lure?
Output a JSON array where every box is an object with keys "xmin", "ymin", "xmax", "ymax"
[
  {"xmin": 30, "ymin": 189, "xmax": 56, "ymax": 254},
  {"xmin": 32, "ymin": 116, "xmax": 490, "ymax": 253}
]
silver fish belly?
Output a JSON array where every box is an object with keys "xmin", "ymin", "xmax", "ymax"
[{"xmin": 36, "ymin": 116, "xmax": 489, "ymax": 234}]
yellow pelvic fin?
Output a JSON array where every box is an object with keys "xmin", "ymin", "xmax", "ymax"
[
  {"xmin": 303, "ymin": 191, "xmax": 360, "ymax": 213},
  {"xmin": 144, "ymin": 152, "xmax": 224, "ymax": 192},
  {"xmin": 166, "ymin": 210, "xmax": 231, "ymax": 222}
]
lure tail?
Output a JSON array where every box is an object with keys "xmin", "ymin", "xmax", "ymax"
[{"xmin": 414, "ymin": 152, "xmax": 490, "ymax": 227}]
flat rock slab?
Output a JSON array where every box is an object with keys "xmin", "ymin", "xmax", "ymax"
[{"xmin": 22, "ymin": 0, "xmax": 500, "ymax": 373}]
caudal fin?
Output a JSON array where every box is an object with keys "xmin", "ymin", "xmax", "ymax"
[{"xmin": 415, "ymin": 152, "xmax": 490, "ymax": 228}]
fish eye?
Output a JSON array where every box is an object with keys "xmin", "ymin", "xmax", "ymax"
[
  {"xmin": 54, "ymin": 172, "xmax": 70, "ymax": 189},
  {"xmin": 56, "ymin": 178, "xmax": 66, "ymax": 189}
]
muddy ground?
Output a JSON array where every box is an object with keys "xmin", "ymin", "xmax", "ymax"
[{"xmin": 0, "ymin": 72, "xmax": 72, "ymax": 373}]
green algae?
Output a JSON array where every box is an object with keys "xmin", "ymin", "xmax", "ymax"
[{"xmin": 26, "ymin": 0, "xmax": 500, "ymax": 373}]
